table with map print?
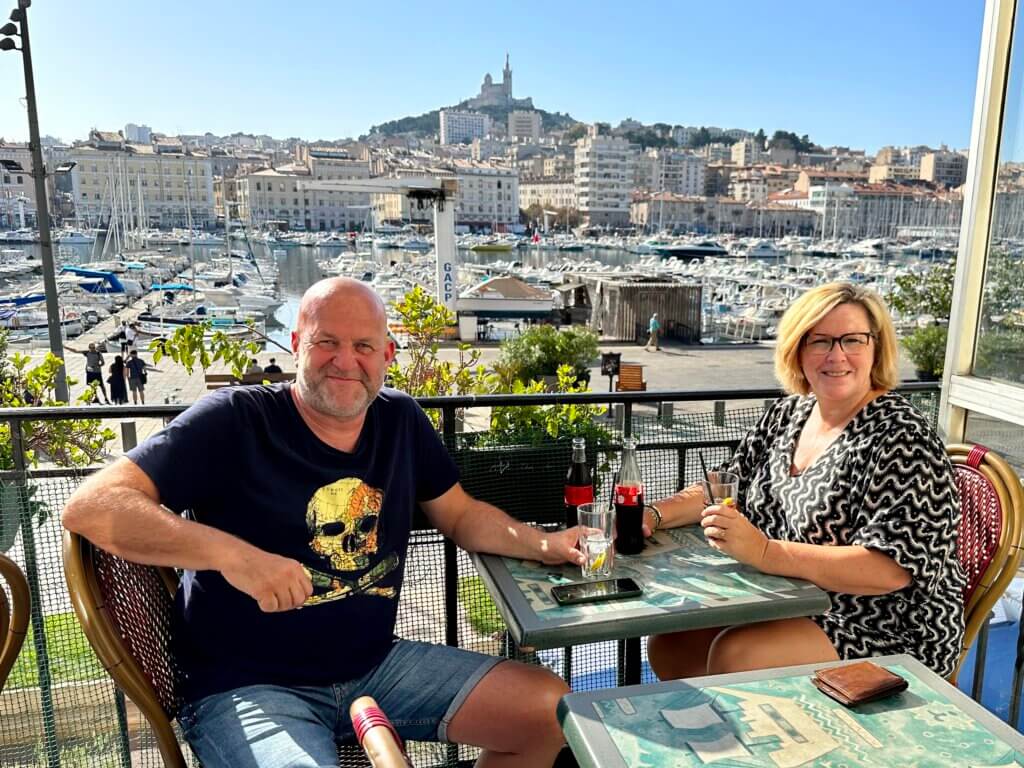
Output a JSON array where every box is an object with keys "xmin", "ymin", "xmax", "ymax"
[
  {"xmin": 471, "ymin": 525, "xmax": 830, "ymax": 654},
  {"xmin": 558, "ymin": 654, "xmax": 1024, "ymax": 768}
]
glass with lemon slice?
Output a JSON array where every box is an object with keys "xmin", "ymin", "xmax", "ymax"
[
  {"xmin": 704, "ymin": 471, "xmax": 740, "ymax": 507},
  {"xmin": 577, "ymin": 502, "xmax": 615, "ymax": 578}
]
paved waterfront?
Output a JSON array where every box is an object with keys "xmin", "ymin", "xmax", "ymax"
[{"xmin": 21, "ymin": 319, "xmax": 923, "ymax": 451}]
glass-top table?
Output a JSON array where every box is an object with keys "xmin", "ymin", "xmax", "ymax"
[
  {"xmin": 471, "ymin": 526, "xmax": 831, "ymax": 682},
  {"xmin": 558, "ymin": 654, "xmax": 1024, "ymax": 768}
]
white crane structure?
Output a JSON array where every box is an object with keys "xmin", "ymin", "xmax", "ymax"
[{"xmin": 296, "ymin": 176, "xmax": 459, "ymax": 312}]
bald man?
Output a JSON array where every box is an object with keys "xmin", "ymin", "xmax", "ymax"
[{"xmin": 63, "ymin": 278, "xmax": 583, "ymax": 768}]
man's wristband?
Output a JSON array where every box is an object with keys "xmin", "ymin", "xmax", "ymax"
[{"xmin": 646, "ymin": 503, "xmax": 663, "ymax": 531}]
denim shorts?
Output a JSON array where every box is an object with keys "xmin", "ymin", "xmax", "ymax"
[{"xmin": 176, "ymin": 639, "xmax": 503, "ymax": 768}]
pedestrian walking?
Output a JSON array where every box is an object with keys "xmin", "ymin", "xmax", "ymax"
[{"xmin": 646, "ymin": 312, "xmax": 661, "ymax": 351}]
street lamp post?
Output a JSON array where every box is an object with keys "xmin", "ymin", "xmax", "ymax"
[{"xmin": 2, "ymin": 1, "xmax": 69, "ymax": 402}]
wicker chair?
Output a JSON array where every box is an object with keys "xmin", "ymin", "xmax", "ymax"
[
  {"xmin": 948, "ymin": 443, "xmax": 1024, "ymax": 684},
  {"xmin": 0, "ymin": 552, "xmax": 30, "ymax": 690},
  {"xmin": 63, "ymin": 531, "xmax": 375, "ymax": 768}
]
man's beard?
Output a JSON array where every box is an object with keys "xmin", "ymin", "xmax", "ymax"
[{"xmin": 296, "ymin": 364, "xmax": 379, "ymax": 420}]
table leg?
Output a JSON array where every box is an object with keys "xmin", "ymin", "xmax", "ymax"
[
  {"xmin": 618, "ymin": 637, "xmax": 642, "ymax": 686},
  {"xmin": 971, "ymin": 614, "xmax": 991, "ymax": 703}
]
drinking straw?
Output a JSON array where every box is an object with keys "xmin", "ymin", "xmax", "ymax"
[{"xmin": 698, "ymin": 450, "xmax": 714, "ymax": 504}]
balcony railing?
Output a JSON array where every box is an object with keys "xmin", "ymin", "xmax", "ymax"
[{"xmin": 0, "ymin": 384, "xmax": 944, "ymax": 767}]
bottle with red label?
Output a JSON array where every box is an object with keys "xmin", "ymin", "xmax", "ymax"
[
  {"xmin": 564, "ymin": 437, "xmax": 594, "ymax": 529},
  {"xmin": 614, "ymin": 437, "xmax": 645, "ymax": 555}
]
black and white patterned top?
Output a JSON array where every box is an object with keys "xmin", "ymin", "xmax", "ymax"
[{"xmin": 724, "ymin": 391, "xmax": 965, "ymax": 677}]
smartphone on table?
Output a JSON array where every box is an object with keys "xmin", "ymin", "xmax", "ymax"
[{"xmin": 551, "ymin": 577, "xmax": 643, "ymax": 606}]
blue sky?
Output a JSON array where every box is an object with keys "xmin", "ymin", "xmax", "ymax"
[{"xmin": 0, "ymin": 0, "xmax": 984, "ymax": 153}]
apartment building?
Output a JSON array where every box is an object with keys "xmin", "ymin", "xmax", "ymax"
[
  {"xmin": 574, "ymin": 127, "xmax": 636, "ymax": 228},
  {"xmin": 0, "ymin": 143, "xmax": 35, "ymax": 228},
  {"xmin": 630, "ymin": 193, "xmax": 817, "ymax": 235},
  {"xmin": 440, "ymin": 110, "xmax": 491, "ymax": 145},
  {"xmin": 69, "ymin": 131, "xmax": 215, "ymax": 228},
  {"xmin": 519, "ymin": 177, "xmax": 576, "ymax": 212},
  {"xmin": 731, "ymin": 138, "xmax": 765, "ymax": 166},
  {"xmin": 920, "ymin": 150, "xmax": 969, "ymax": 188},
  {"xmin": 371, "ymin": 159, "xmax": 518, "ymax": 231},
  {"xmin": 868, "ymin": 163, "xmax": 921, "ymax": 184},
  {"xmin": 307, "ymin": 147, "xmax": 371, "ymax": 230},
  {"xmin": 543, "ymin": 155, "xmax": 574, "ymax": 178},
  {"xmin": 241, "ymin": 148, "xmax": 370, "ymax": 231},
  {"xmin": 507, "ymin": 110, "xmax": 542, "ymax": 143},
  {"xmin": 451, "ymin": 159, "xmax": 519, "ymax": 231},
  {"xmin": 729, "ymin": 166, "xmax": 799, "ymax": 203},
  {"xmin": 634, "ymin": 149, "xmax": 706, "ymax": 196}
]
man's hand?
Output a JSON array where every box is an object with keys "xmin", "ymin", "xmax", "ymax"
[
  {"xmin": 700, "ymin": 502, "xmax": 769, "ymax": 568},
  {"xmin": 219, "ymin": 541, "xmax": 313, "ymax": 612},
  {"xmin": 532, "ymin": 526, "xmax": 585, "ymax": 567}
]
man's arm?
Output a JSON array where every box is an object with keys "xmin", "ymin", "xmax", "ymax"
[
  {"xmin": 645, "ymin": 482, "xmax": 706, "ymax": 533},
  {"xmin": 419, "ymin": 482, "xmax": 583, "ymax": 567},
  {"xmin": 62, "ymin": 457, "xmax": 312, "ymax": 611}
]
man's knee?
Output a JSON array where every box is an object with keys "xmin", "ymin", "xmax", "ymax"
[
  {"xmin": 450, "ymin": 660, "xmax": 567, "ymax": 755},
  {"xmin": 504, "ymin": 662, "xmax": 568, "ymax": 723}
]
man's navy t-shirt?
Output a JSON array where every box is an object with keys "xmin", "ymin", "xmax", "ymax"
[{"xmin": 126, "ymin": 384, "xmax": 459, "ymax": 702}]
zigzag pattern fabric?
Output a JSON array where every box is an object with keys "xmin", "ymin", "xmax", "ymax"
[{"xmin": 725, "ymin": 392, "xmax": 966, "ymax": 677}]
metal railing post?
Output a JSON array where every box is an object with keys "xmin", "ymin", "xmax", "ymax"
[
  {"xmin": 9, "ymin": 417, "xmax": 61, "ymax": 768},
  {"xmin": 440, "ymin": 403, "xmax": 460, "ymax": 768},
  {"xmin": 120, "ymin": 421, "xmax": 138, "ymax": 451}
]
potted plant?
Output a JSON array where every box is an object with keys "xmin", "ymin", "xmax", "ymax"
[
  {"xmin": 496, "ymin": 324, "xmax": 599, "ymax": 388},
  {"xmin": 457, "ymin": 366, "xmax": 614, "ymax": 527},
  {"xmin": 901, "ymin": 325, "xmax": 948, "ymax": 381}
]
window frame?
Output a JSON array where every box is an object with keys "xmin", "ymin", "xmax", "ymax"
[{"xmin": 942, "ymin": 0, "xmax": 1024, "ymax": 434}]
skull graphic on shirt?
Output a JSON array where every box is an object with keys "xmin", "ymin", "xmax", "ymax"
[{"xmin": 306, "ymin": 477, "xmax": 384, "ymax": 571}]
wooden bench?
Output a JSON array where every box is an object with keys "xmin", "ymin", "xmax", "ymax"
[
  {"xmin": 615, "ymin": 363, "xmax": 646, "ymax": 392},
  {"xmin": 205, "ymin": 371, "xmax": 296, "ymax": 389}
]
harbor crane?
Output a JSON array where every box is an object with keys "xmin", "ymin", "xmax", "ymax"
[{"xmin": 296, "ymin": 176, "xmax": 459, "ymax": 312}]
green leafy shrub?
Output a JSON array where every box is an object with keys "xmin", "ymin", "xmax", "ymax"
[
  {"xmin": 386, "ymin": 285, "xmax": 491, "ymax": 400},
  {"xmin": 497, "ymin": 324, "xmax": 599, "ymax": 383},
  {"xmin": 0, "ymin": 331, "xmax": 116, "ymax": 551},
  {"xmin": 150, "ymin": 320, "xmax": 261, "ymax": 379},
  {"xmin": 901, "ymin": 325, "xmax": 948, "ymax": 378}
]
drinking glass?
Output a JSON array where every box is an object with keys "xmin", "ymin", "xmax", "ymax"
[
  {"xmin": 704, "ymin": 470, "xmax": 739, "ymax": 506},
  {"xmin": 577, "ymin": 502, "xmax": 614, "ymax": 578}
]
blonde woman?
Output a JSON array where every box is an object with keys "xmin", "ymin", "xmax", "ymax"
[{"xmin": 644, "ymin": 282, "xmax": 964, "ymax": 679}]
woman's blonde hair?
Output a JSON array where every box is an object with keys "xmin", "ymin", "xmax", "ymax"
[{"xmin": 774, "ymin": 282, "xmax": 899, "ymax": 395}]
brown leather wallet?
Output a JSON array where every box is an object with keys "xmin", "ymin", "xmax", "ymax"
[{"xmin": 811, "ymin": 661, "xmax": 908, "ymax": 707}]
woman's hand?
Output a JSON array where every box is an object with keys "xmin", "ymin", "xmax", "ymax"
[{"xmin": 700, "ymin": 501, "xmax": 770, "ymax": 568}]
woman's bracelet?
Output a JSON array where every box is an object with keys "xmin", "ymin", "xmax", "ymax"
[{"xmin": 645, "ymin": 503, "xmax": 664, "ymax": 531}]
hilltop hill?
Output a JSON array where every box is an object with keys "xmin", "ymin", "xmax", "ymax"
[{"xmin": 367, "ymin": 101, "xmax": 578, "ymax": 138}]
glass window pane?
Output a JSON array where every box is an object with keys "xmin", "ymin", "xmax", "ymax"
[
  {"xmin": 965, "ymin": 411, "xmax": 1024, "ymax": 473},
  {"xmin": 979, "ymin": 10, "xmax": 1024, "ymax": 386}
]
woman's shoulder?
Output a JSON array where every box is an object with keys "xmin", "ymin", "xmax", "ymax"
[
  {"xmin": 861, "ymin": 391, "xmax": 947, "ymax": 456},
  {"xmin": 755, "ymin": 393, "xmax": 807, "ymax": 436},
  {"xmin": 866, "ymin": 392, "xmax": 934, "ymax": 435},
  {"xmin": 765, "ymin": 393, "xmax": 807, "ymax": 421}
]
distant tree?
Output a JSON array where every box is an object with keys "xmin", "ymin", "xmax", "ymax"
[
  {"xmin": 623, "ymin": 129, "xmax": 672, "ymax": 149},
  {"xmin": 521, "ymin": 203, "xmax": 544, "ymax": 225},
  {"xmin": 754, "ymin": 128, "xmax": 767, "ymax": 148},
  {"xmin": 768, "ymin": 130, "xmax": 818, "ymax": 153},
  {"xmin": 563, "ymin": 123, "xmax": 588, "ymax": 142},
  {"xmin": 652, "ymin": 122, "xmax": 672, "ymax": 138},
  {"xmin": 688, "ymin": 127, "xmax": 713, "ymax": 148}
]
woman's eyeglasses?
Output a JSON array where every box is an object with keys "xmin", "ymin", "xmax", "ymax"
[{"xmin": 803, "ymin": 332, "xmax": 876, "ymax": 355}]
